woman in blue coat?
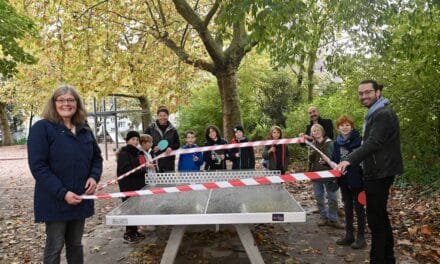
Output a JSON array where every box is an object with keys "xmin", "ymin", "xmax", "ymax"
[{"xmin": 28, "ymin": 85, "xmax": 103, "ymax": 264}]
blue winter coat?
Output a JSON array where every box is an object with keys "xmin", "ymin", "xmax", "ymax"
[
  {"xmin": 332, "ymin": 129, "xmax": 363, "ymax": 188},
  {"xmin": 27, "ymin": 120, "xmax": 103, "ymax": 222},
  {"xmin": 178, "ymin": 144, "xmax": 203, "ymax": 171}
]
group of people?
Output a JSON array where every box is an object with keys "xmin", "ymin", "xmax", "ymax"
[{"xmin": 27, "ymin": 79, "xmax": 402, "ymax": 264}]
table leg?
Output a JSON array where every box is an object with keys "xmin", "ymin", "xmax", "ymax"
[
  {"xmin": 160, "ymin": 225, "xmax": 186, "ymax": 264},
  {"xmin": 235, "ymin": 224, "xmax": 265, "ymax": 264}
]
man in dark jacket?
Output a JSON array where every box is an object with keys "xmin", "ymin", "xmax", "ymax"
[
  {"xmin": 145, "ymin": 106, "xmax": 180, "ymax": 172},
  {"xmin": 301, "ymin": 106, "xmax": 334, "ymax": 140},
  {"xmin": 337, "ymin": 80, "xmax": 403, "ymax": 264}
]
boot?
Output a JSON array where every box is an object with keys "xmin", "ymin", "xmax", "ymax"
[
  {"xmin": 336, "ymin": 231, "xmax": 354, "ymax": 246},
  {"xmin": 351, "ymin": 235, "xmax": 367, "ymax": 249}
]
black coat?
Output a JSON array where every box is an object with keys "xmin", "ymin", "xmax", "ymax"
[
  {"xmin": 145, "ymin": 120, "xmax": 180, "ymax": 172},
  {"xmin": 345, "ymin": 106, "xmax": 403, "ymax": 181},
  {"xmin": 117, "ymin": 145, "xmax": 145, "ymax": 193},
  {"xmin": 203, "ymin": 138, "xmax": 228, "ymax": 170},
  {"xmin": 229, "ymin": 137, "xmax": 256, "ymax": 170},
  {"xmin": 306, "ymin": 117, "xmax": 334, "ymax": 139}
]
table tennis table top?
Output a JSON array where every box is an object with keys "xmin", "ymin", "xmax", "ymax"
[{"xmin": 106, "ymin": 184, "xmax": 306, "ymax": 226}]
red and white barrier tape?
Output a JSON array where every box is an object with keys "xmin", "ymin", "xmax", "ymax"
[
  {"xmin": 97, "ymin": 137, "xmax": 305, "ymax": 191},
  {"xmin": 83, "ymin": 169, "xmax": 341, "ymax": 200}
]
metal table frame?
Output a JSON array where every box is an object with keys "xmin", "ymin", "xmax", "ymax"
[{"xmin": 106, "ymin": 171, "xmax": 306, "ymax": 263}]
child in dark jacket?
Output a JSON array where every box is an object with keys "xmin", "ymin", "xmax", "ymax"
[
  {"xmin": 203, "ymin": 125, "xmax": 228, "ymax": 170},
  {"xmin": 332, "ymin": 115, "xmax": 366, "ymax": 249},
  {"xmin": 178, "ymin": 130, "xmax": 204, "ymax": 171},
  {"xmin": 117, "ymin": 131, "xmax": 146, "ymax": 244},
  {"xmin": 262, "ymin": 126, "xmax": 290, "ymax": 174},
  {"xmin": 229, "ymin": 125, "xmax": 255, "ymax": 170}
]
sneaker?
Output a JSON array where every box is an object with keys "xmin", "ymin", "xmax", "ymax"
[
  {"xmin": 135, "ymin": 231, "xmax": 146, "ymax": 240},
  {"xmin": 327, "ymin": 220, "xmax": 344, "ymax": 229},
  {"xmin": 318, "ymin": 218, "xmax": 329, "ymax": 226},
  {"xmin": 336, "ymin": 236, "xmax": 355, "ymax": 246},
  {"xmin": 351, "ymin": 238, "xmax": 367, "ymax": 249},
  {"xmin": 337, "ymin": 208, "xmax": 345, "ymax": 218},
  {"xmin": 123, "ymin": 232, "xmax": 141, "ymax": 244}
]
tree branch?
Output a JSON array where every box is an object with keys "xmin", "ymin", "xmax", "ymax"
[
  {"xmin": 203, "ymin": 0, "xmax": 220, "ymax": 27},
  {"xmin": 159, "ymin": 36, "xmax": 215, "ymax": 73},
  {"xmin": 172, "ymin": 0, "xmax": 224, "ymax": 65},
  {"xmin": 77, "ymin": 0, "xmax": 109, "ymax": 20},
  {"xmin": 108, "ymin": 93, "xmax": 143, "ymax": 99}
]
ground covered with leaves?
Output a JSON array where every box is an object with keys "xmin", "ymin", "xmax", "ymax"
[{"xmin": 0, "ymin": 145, "xmax": 438, "ymax": 263}]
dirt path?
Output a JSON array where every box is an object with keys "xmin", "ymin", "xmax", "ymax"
[{"xmin": 0, "ymin": 145, "xmax": 419, "ymax": 263}]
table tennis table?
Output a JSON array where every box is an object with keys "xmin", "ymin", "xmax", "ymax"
[{"xmin": 106, "ymin": 170, "xmax": 306, "ymax": 264}]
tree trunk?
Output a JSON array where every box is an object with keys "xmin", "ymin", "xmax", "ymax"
[
  {"xmin": 28, "ymin": 112, "xmax": 34, "ymax": 137},
  {"xmin": 0, "ymin": 102, "xmax": 13, "ymax": 146},
  {"xmin": 307, "ymin": 53, "xmax": 317, "ymax": 103},
  {"xmin": 296, "ymin": 53, "xmax": 306, "ymax": 91},
  {"xmin": 216, "ymin": 69, "xmax": 242, "ymax": 141},
  {"xmin": 138, "ymin": 96, "xmax": 152, "ymax": 131}
]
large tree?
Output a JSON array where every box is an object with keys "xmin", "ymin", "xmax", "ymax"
[
  {"xmin": 0, "ymin": 0, "xmax": 37, "ymax": 145},
  {"xmin": 84, "ymin": 0, "xmax": 260, "ymax": 139}
]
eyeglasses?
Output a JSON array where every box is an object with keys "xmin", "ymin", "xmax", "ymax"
[
  {"xmin": 358, "ymin": 89, "xmax": 376, "ymax": 97},
  {"xmin": 55, "ymin": 98, "xmax": 76, "ymax": 104}
]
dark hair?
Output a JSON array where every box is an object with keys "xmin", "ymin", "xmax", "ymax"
[
  {"xmin": 205, "ymin": 125, "xmax": 222, "ymax": 141},
  {"xmin": 185, "ymin": 130, "xmax": 196, "ymax": 137},
  {"xmin": 359, "ymin": 79, "xmax": 384, "ymax": 91},
  {"xmin": 157, "ymin": 106, "xmax": 169, "ymax": 115},
  {"xmin": 125, "ymin": 131, "xmax": 140, "ymax": 142}
]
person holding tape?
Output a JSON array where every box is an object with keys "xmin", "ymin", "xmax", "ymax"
[
  {"xmin": 332, "ymin": 115, "xmax": 366, "ymax": 249},
  {"xmin": 145, "ymin": 106, "xmax": 180, "ymax": 172},
  {"xmin": 178, "ymin": 130, "xmax": 204, "ymax": 171},
  {"xmin": 262, "ymin": 126, "xmax": 290, "ymax": 174},
  {"xmin": 28, "ymin": 84, "xmax": 103, "ymax": 264},
  {"xmin": 337, "ymin": 80, "xmax": 403, "ymax": 264},
  {"xmin": 116, "ymin": 131, "xmax": 147, "ymax": 243},
  {"xmin": 308, "ymin": 124, "xmax": 343, "ymax": 229},
  {"xmin": 203, "ymin": 125, "xmax": 228, "ymax": 170},
  {"xmin": 229, "ymin": 125, "xmax": 256, "ymax": 170}
]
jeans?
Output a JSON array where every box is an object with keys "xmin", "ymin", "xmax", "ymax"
[
  {"xmin": 44, "ymin": 219, "xmax": 85, "ymax": 264},
  {"xmin": 312, "ymin": 181, "xmax": 339, "ymax": 222},
  {"xmin": 365, "ymin": 176, "xmax": 395, "ymax": 264}
]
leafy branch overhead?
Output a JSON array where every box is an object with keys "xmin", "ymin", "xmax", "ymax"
[{"xmin": 0, "ymin": 0, "xmax": 38, "ymax": 78}]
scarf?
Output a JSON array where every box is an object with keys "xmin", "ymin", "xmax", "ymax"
[{"xmin": 362, "ymin": 97, "xmax": 390, "ymax": 135}]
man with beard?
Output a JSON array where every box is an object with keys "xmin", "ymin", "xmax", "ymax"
[
  {"xmin": 300, "ymin": 106, "xmax": 334, "ymax": 140},
  {"xmin": 337, "ymin": 80, "xmax": 403, "ymax": 264}
]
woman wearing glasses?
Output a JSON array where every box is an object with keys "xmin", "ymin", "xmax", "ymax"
[{"xmin": 28, "ymin": 84, "xmax": 103, "ymax": 264}]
